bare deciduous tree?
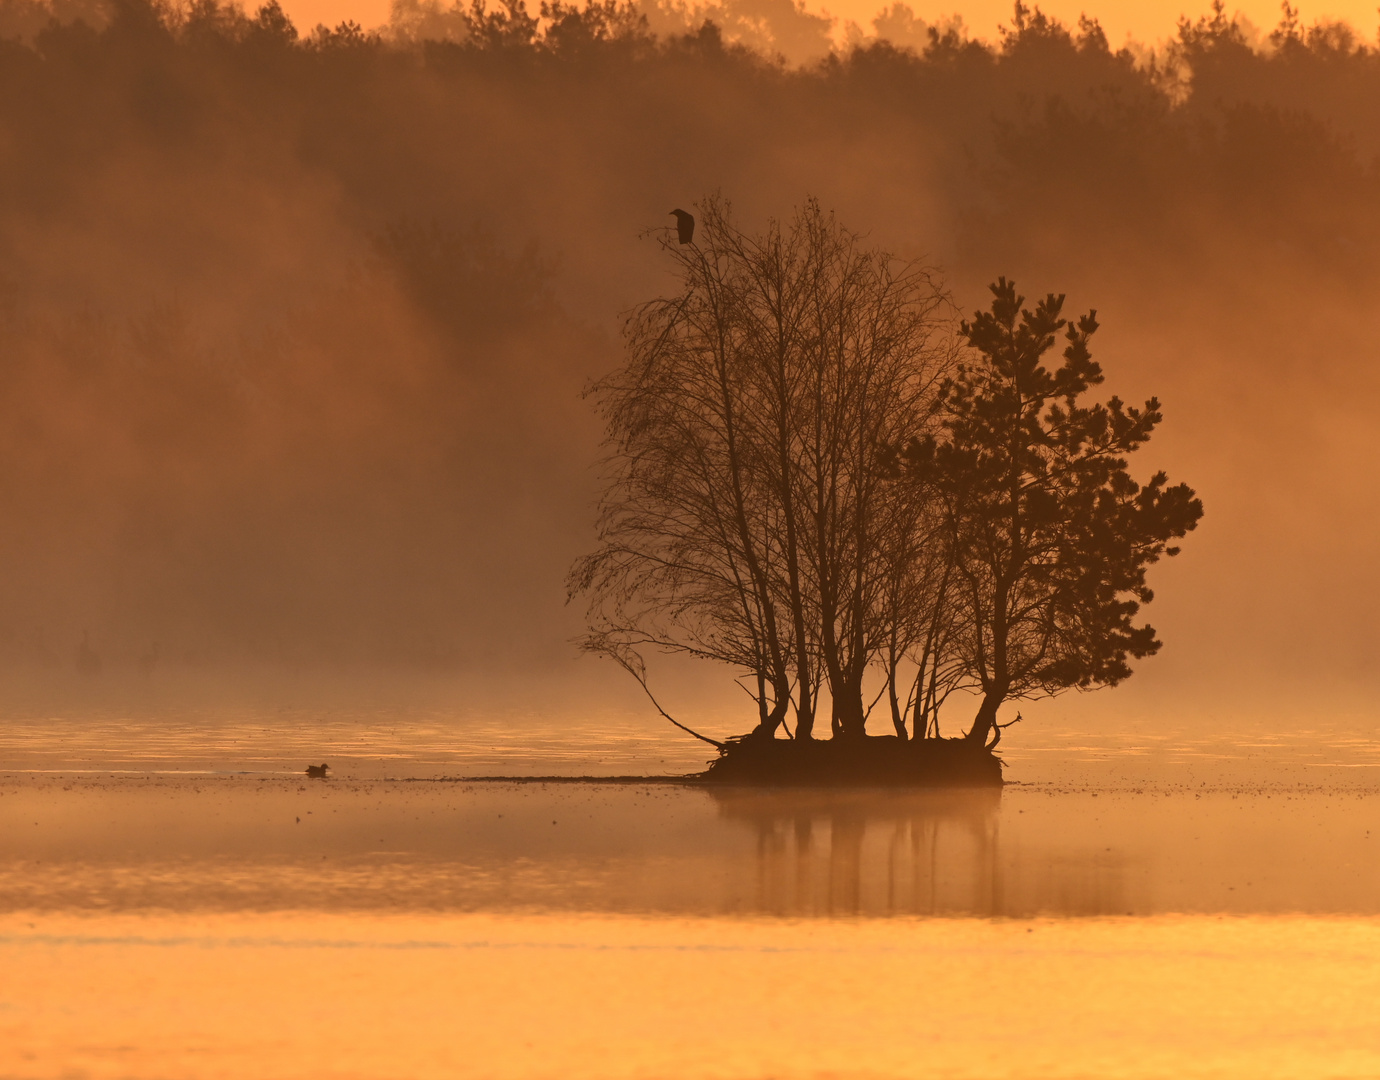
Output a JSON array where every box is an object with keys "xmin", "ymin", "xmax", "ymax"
[{"xmin": 570, "ymin": 196, "xmax": 957, "ymax": 743}]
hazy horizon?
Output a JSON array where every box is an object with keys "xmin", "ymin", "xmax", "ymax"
[
  {"xmin": 1, "ymin": 0, "xmax": 1379, "ymax": 738},
  {"xmin": 221, "ymin": 0, "xmax": 1380, "ymax": 62}
]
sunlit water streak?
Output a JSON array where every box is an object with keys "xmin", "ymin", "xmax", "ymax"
[
  {"xmin": 0, "ymin": 707, "xmax": 703, "ymax": 777},
  {"xmin": 7, "ymin": 910, "xmax": 1380, "ymax": 1080},
  {"xmin": 5, "ymin": 710, "xmax": 1380, "ymax": 1078},
  {"xmin": 3, "ymin": 702, "xmax": 1380, "ymax": 786}
]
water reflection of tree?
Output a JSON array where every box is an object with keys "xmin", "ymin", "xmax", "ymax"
[
  {"xmin": 712, "ymin": 788, "xmax": 1001, "ymax": 917},
  {"xmin": 711, "ymin": 788, "xmax": 1131, "ymax": 917}
]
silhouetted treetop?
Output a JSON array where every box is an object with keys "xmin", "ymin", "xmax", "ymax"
[{"xmin": 897, "ymin": 278, "xmax": 1203, "ymax": 745}]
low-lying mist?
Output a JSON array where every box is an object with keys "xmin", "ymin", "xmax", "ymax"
[{"xmin": 1, "ymin": 0, "xmax": 1378, "ymax": 731}]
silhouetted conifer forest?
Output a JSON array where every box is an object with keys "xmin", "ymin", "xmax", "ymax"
[{"xmin": 0, "ymin": 0, "xmax": 1375, "ymax": 713}]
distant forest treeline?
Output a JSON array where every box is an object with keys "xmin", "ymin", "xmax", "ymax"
[
  {"xmin": 0, "ymin": 0, "xmax": 1375, "ymax": 687},
  {"xmin": 3, "ymin": 0, "xmax": 1379, "ymax": 281}
]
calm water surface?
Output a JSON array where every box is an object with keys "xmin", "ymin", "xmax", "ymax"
[{"xmin": 4, "ymin": 705, "xmax": 1380, "ymax": 1078}]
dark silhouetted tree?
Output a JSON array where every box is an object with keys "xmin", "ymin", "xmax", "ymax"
[
  {"xmin": 901, "ymin": 278, "xmax": 1203, "ymax": 746},
  {"xmin": 570, "ymin": 197, "xmax": 953, "ymax": 743}
]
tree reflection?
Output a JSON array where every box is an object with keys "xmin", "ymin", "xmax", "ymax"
[
  {"xmin": 710, "ymin": 787, "xmax": 1131, "ymax": 917},
  {"xmin": 711, "ymin": 788, "xmax": 1000, "ymax": 916}
]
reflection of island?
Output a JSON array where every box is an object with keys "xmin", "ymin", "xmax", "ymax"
[{"xmin": 710, "ymin": 788, "xmax": 1130, "ymax": 918}]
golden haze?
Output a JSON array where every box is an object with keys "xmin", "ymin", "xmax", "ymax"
[{"xmin": 279, "ymin": 0, "xmax": 1380, "ymax": 49}]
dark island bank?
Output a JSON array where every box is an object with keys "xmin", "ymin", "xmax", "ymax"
[{"xmin": 702, "ymin": 735, "xmax": 1003, "ymax": 786}]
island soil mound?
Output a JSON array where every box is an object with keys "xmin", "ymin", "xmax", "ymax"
[{"xmin": 701, "ymin": 735, "xmax": 1002, "ymax": 787}]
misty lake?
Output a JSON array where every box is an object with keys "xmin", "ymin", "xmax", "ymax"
[{"xmin": 4, "ymin": 704, "xmax": 1380, "ymax": 1079}]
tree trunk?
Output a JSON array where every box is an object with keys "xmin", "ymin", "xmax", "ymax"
[
  {"xmin": 887, "ymin": 654, "xmax": 906, "ymax": 740},
  {"xmin": 794, "ymin": 659, "xmax": 816, "ymax": 740},
  {"xmin": 750, "ymin": 695, "xmax": 790, "ymax": 741},
  {"xmin": 833, "ymin": 666, "xmax": 868, "ymax": 740},
  {"xmin": 965, "ymin": 687, "xmax": 1006, "ymax": 746}
]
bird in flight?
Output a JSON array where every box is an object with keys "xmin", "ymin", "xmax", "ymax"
[{"xmin": 670, "ymin": 209, "xmax": 694, "ymax": 245}]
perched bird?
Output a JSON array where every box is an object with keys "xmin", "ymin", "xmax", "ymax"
[
  {"xmin": 305, "ymin": 763, "xmax": 330, "ymax": 779},
  {"xmin": 670, "ymin": 208, "xmax": 695, "ymax": 245}
]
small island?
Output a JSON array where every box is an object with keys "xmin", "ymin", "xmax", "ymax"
[{"xmin": 570, "ymin": 197, "xmax": 1202, "ymax": 786}]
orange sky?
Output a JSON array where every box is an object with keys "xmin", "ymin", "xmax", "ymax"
[{"xmin": 277, "ymin": 0, "xmax": 1380, "ymax": 47}]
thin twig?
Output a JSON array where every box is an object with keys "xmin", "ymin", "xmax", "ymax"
[{"xmin": 590, "ymin": 638, "xmax": 726, "ymax": 749}]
